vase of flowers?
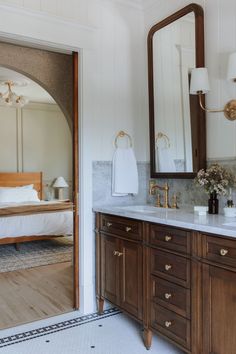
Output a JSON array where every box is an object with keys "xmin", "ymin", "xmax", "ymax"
[{"xmin": 195, "ymin": 163, "xmax": 236, "ymax": 214}]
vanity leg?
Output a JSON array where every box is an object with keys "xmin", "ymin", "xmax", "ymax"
[
  {"xmin": 143, "ymin": 328, "xmax": 152, "ymax": 350},
  {"xmin": 97, "ymin": 297, "xmax": 104, "ymax": 314}
]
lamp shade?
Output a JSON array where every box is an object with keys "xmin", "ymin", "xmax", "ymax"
[
  {"xmin": 227, "ymin": 52, "xmax": 236, "ymax": 81},
  {"xmin": 190, "ymin": 67, "xmax": 210, "ymax": 94},
  {"xmin": 53, "ymin": 176, "xmax": 68, "ymax": 188}
]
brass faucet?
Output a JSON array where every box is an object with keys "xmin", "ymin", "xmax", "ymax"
[{"xmin": 149, "ymin": 181, "xmax": 171, "ymax": 209}]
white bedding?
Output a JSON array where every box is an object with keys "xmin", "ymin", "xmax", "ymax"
[{"xmin": 0, "ymin": 201, "xmax": 73, "ymax": 238}]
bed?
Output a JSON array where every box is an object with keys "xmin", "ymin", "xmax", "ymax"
[{"xmin": 0, "ymin": 172, "xmax": 73, "ymax": 248}]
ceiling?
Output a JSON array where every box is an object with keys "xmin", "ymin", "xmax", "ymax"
[{"xmin": 0, "ymin": 67, "xmax": 55, "ymax": 104}]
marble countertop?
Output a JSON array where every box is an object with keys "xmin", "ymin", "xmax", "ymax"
[{"xmin": 93, "ymin": 205, "xmax": 236, "ymax": 239}]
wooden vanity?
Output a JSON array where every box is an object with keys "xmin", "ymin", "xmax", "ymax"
[{"xmin": 95, "ymin": 211, "xmax": 236, "ymax": 354}]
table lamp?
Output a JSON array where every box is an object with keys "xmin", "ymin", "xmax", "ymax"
[{"xmin": 53, "ymin": 176, "xmax": 69, "ymax": 200}]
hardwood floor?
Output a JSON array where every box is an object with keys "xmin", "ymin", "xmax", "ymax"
[{"xmin": 0, "ymin": 262, "xmax": 73, "ymax": 329}]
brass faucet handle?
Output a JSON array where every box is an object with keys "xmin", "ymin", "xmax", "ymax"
[
  {"xmin": 171, "ymin": 194, "xmax": 178, "ymax": 209},
  {"xmin": 149, "ymin": 180, "xmax": 156, "ymax": 195}
]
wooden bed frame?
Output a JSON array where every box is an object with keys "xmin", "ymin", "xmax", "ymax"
[
  {"xmin": 0, "ymin": 172, "xmax": 69, "ymax": 249},
  {"xmin": 0, "ymin": 172, "xmax": 43, "ymax": 199}
]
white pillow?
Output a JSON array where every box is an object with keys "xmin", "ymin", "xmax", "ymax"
[
  {"xmin": 0, "ymin": 188, "xmax": 40, "ymax": 203},
  {"xmin": 0, "ymin": 184, "xmax": 34, "ymax": 190}
]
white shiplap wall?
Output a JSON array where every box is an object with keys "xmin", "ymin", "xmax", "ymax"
[
  {"xmin": 205, "ymin": 0, "xmax": 236, "ymax": 159},
  {"xmin": 0, "ymin": 0, "xmax": 98, "ymax": 27},
  {"xmin": 144, "ymin": 0, "xmax": 236, "ymax": 160}
]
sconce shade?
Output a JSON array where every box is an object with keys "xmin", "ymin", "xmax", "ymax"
[
  {"xmin": 190, "ymin": 68, "xmax": 210, "ymax": 94},
  {"xmin": 227, "ymin": 52, "xmax": 236, "ymax": 81},
  {"xmin": 53, "ymin": 176, "xmax": 69, "ymax": 188}
]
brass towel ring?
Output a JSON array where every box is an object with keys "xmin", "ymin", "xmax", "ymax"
[
  {"xmin": 114, "ymin": 131, "xmax": 133, "ymax": 148},
  {"xmin": 155, "ymin": 132, "xmax": 170, "ymax": 148}
]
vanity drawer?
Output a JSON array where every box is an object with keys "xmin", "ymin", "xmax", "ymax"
[
  {"xmin": 150, "ymin": 249, "xmax": 190, "ymax": 287},
  {"xmin": 100, "ymin": 214, "xmax": 142, "ymax": 241},
  {"xmin": 150, "ymin": 276, "xmax": 190, "ymax": 318},
  {"xmin": 203, "ymin": 235, "xmax": 236, "ymax": 268},
  {"xmin": 151, "ymin": 303, "xmax": 191, "ymax": 350},
  {"xmin": 149, "ymin": 224, "xmax": 190, "ymax": 255}
]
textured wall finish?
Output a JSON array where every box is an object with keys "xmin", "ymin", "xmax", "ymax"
[
  {"xmin": 93, "ymin": 161, "xmax": 150, "ymax": 207},
  {"xmin": 93, "ymin": 159, "xmax": 236, "ymax": 212},
  {"xmin": 92, "ymin": 161, "xmax": 208, "ymax": 209},
  {"xmin": 0, "ymin": 41, "xmax": 73, "ymax": 131}
]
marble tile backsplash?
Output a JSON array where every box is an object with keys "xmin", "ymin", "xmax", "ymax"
[
  {"xmin": 92, "ymin": 159, "xmax": 236, "ymax": 213},
  {"xmin": 93, "ymin": 161, "xmax": 149, "ymax": 207}
]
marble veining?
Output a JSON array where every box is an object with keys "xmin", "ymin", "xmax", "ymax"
[
  {"xmin": 93, "ymin": 161, "xmax": 149, "ymax": 207},
  {"xmin": 93, "ymin": 204, "xmax": 236, "ymax": 238},
  {"xmin": 93, "ymin": 159, "xmax": 236, "ymax": 213}
]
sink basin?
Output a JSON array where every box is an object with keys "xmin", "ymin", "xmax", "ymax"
[{"xmin": 116, "ymin": 205, "xmax": 174, "ymax": 213}]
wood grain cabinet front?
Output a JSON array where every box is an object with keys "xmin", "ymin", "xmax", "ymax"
[
  {"xmin": 151, "ymin": 276, "xmax": 190, "ymax": 318},
  {"xmin": 96, "ymin": 212, "xmax": 236, "ymax": 353},
  {"xmin": 151, "ymin": 303, "xmax": 191, "ymax": 350},
  {"xmin": 149, "ymin": 224, "xmax": 190, "ymax": 255},
  {"xmin": 202, "ymin": 234, "xmax": 236, "ymax": 268},
  {"xmin": 96, "ymin": 214, "xmax": 143, "ymax": 321},
  {"xmin": 202, "ymin": 264, "xmax": 236, "ymax": 354},
  {"xmin": 100, "ymin": 214, "xmax": 142, "ymax": 241},
  {"xmin": 150, "ymin": 248, "xmax": 191, "ymax": 288}
]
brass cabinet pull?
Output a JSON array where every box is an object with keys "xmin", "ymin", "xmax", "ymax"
[
  {"xmin": 165, "ymin": 321, "xmax": 172, "ymax": 328},
  {"xmin": 113, "ymin": 251, "xmax": 123, "ymax": 257},
  {"xmin": 165, "ymin": 235, "xmax": 172, "ymax": 242},
  {"xmin": 220, "ymin": 248, "xmax": 228, "ymax": 256},
  {"xmin": 164, "ymin": 293, "xmax": 172, "ymax": 300},
  {"xmin": 125, "ymin": 227, "xmax": 132, "ymax": 232},
  {"xmin": 165, "ymin": 264, "xmax": 172, "ymax": 271},
  {"xmin": 107, "ymin": 222, "xmax": 112, "ymax": 227}
]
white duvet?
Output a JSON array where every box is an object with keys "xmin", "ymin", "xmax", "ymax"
[{"xmin": 0, "ymin": 201, "xmax": 73, "ymax": 238}]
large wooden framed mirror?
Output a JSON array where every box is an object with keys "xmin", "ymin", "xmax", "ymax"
[{"xmin": 148, "ymin": 3, "xmax": 206, "ymax": 178}]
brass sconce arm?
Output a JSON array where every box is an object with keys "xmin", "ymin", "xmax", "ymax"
[{"xmin": 198, "ymin": 92, "xmax": 236, "ymax": 121}]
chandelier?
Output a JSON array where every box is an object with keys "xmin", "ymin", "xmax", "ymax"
[{"xmin": 0, "ymin": 81, "xmax": 29, "ymax": 107}]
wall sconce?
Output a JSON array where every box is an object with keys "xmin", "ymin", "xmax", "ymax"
[{"xmin": 190, "ymin": 52, "xmax": 236, "ymax": 121}]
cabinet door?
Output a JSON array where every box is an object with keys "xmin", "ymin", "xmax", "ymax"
[
  {"xmin": 119, "ymin": 239, "xmax": 143, "ymax": 320},
  {"xmin": 203, "ymin": 264, "xmax": 236, "ymax": 354},
  {"xmin": 100, "ymin": 234, "xmax": 120, "ymax": 305}
]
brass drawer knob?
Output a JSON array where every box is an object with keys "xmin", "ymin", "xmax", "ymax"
[
  {"xmin": 164, "ymin": 293, "xmax": 172, "ymax": 300},
  {"xmin": 220, "ymin": 248, "xmax": 228, "ymax": 256},
  {"xmin": 125, "ymin": 227, "xmax": 132, "ymax": 232},
  {"xmin": 165, "ymin": 321, "xmax": 172, "ymax": 328},
  {"xmin": 165, "ymin": 235, "xmax": 172, "ymax": 242},
  {"xmin": 107, "ymin": 222, "xmax": 112, "ymax": 227},
  {"xmin": 165, "ymin": 264, "xmax": 172, "ymax": 271},
  {"xmin": 117, "ymin": 252, "xmax": 123, "ymax": 257}
]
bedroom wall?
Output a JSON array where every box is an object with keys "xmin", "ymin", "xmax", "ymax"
[{"xmin": 0, "ymin": 102, "xmax": 72, "ymax": 198}]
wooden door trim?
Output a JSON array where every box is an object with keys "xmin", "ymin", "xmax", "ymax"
[{"xmin": 73, "ymin": 51, "xmax": 79, "ymax": 309}]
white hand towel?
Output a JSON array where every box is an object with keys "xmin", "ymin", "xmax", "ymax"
[
  {"xmin": 112, "ymin": 147, "xmax": 139, "ymax": 196},
  {"xmin": 156, "ymin": 147, "xmax": 176, "ymax": 172}
]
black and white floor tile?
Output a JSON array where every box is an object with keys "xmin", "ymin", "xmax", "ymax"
[{"xmin": 0, "ymin": 308, "xmax": 184, "ymax": 353}]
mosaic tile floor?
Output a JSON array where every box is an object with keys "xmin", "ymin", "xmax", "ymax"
[{"xmin": 0, "ymin": 308, "xmax": 184, "ymax": 354}]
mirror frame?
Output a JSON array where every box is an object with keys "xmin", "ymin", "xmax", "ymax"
[{"xmin": 148, "ymin": 3, "xmax": 206, "ymax": 179}]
